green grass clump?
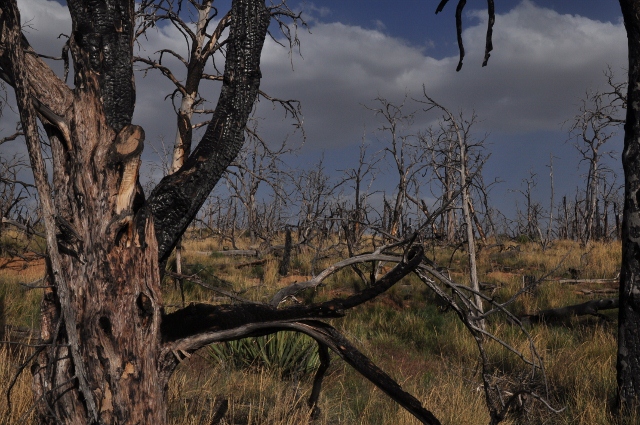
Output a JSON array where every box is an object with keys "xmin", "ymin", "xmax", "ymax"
[{"xmin": 208, "ymin": 331, "xmax": 320, "ymax": 379}]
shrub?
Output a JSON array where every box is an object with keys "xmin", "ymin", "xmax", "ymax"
[{"xmin": 208, "ymin": 331, "xmax": 320, "ymax": 379}]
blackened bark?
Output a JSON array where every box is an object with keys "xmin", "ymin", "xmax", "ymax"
[
  {"xmin": 144, "ymin": 0, "xmax": 271, "ymax": 264},
  {"xmin": 521, "ymin": 298, "xmax": 619, "ymax": 325},
  {"xmin": 282, "ymin": 321, "xmax": 441, "ymax": 425},
  {"xmin": 67, "ymin": 0, "xmax": 136, "ymax": 132},
  {"xmin": 618, "ymin": 0, "xmax": 640, "ymax": 412},
  {"xmin": 1, "ymin": 0, "xmax": 443, "ymax": 423}
]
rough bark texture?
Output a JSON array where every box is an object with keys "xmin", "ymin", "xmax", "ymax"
[
  {"xmin": 144, "ymin": 1, "xmax": 270, "ymax": 264},
  {"xmin": 618, "ymin": 0, "xmax": 640, "ymax": 412},
  {"xmin": 0, "ymin": 0, "xmax": 269, "ymax": 423},
  {"xmin": 2, "ymin": 0, "xmax": 165, "ymax": 422}
]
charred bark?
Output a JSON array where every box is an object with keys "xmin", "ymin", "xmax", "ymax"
[
  {"xmin": 144, "ymin": 0, "xmax": 271, "ymax": 264},
  {"xmin": 0, "ymin": 0, "xmax": 526, "ymax": 423},
  {"xmin": 618, "ymin": 0, "xmax": 640, "ymax": 413},
  {"xmin": 521, "ymin": 298, "xmax": 619, "ymax": 325},
  {"xmin": 0, "ymin": 0, "xmax": 270, "ymax": 423}
]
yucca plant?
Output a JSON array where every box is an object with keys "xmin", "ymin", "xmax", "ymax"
[{"xmin": 208, "ymin": 331, "xmax": 320, "ymax": 379}]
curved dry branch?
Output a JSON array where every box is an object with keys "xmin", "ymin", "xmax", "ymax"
[
  {"xmin": 283, "ymin": 321, "xmax": 441, "ymax": 425},
  {"xmin": 414, "ymin": 260, "xmax": 556, "ymax": 422},
  {"xmin": 270, "ymin": 252, "xmax": 404, "ymax": 306},
  {"xmin": 258, "ymin": 89, "xmax": 304, "ymax": 129},
  {"xmin": 164, "ymin": 246, "xmax": 422, "ymax": 344},
  {"xmin": 484, "ymin": 0, "xmax": 495, "ymax": 67},
  {"xmin": 202, "ymin": 11, "xmax": 232, "ymax": 58},
  {"xmin": 454, "ymin": 0, "xmax": 466, "ymax": 71},
  {"xmin": 163, "ymin": 319, "xmax": 440, "ymax": 425},
  {"xmin": 157, "ymin": 48, "xmax": 189, "ymax": 68},
  {"xmin": 308, "ymin": 341, "xmax": 330, "ymax": 417},
  {"xmin": 160, "ymin": 301, "xmax": 344, "ymax": 344},
  {"xmin": 135, "ymin": 56, "xmax": 187, "ymax": 95}
]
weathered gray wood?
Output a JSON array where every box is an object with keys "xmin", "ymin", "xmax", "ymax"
[{"xmin": 557, "ymin": 278, "xmax": 618, "ymax": 285}]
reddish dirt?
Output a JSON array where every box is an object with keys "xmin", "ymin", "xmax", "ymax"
[{"xmin": 0, "ymin": 254, "xmax": 45, "ymax": 277}]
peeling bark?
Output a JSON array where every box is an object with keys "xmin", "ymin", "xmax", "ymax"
[{"xmin": 0, "ymin": 0, "xmax": 270, "ymax": 423}]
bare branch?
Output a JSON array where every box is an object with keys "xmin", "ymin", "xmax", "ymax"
[{"xmin": 435, "ymin": 0, "xmax": 496, "ymax": 70}]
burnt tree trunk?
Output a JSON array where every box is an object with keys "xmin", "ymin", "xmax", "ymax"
[
  {"xmin": 0, "ymin": 0, "xmax": 270, "ymax": 423},
  {"xmin": 618, "ymin": 0, "xmax": 640, "ymax": 413}
]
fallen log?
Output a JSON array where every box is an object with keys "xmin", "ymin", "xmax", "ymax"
[
  {"xmin": 521, "ymin": 298, "xmax": 619, "ymax": 325},
  {"xmin": 556, "ymin": 278, "xmax": 618, "ymax": 285},
  {"xmin": 576, "ymin": 288, "xmax": 617, "ymax": 296}
]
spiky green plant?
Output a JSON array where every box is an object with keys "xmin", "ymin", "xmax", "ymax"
[{"xmin": 208, "ymin": 331, "xmax": 320, "ymax": 379}]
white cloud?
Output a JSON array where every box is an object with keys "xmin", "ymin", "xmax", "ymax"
[
  {"xmin": 254, "ymin": 0, "xmax": 626, "ymax": 153},
  {"xmin": 5, "ymin": 0, "xmax": 626, "ymax": 151},
  {"xmin": 17, "ymin": 0, "xmax": 71, "ymax": 77}
]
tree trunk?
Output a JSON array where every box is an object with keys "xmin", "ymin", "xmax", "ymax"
[
  {"xmin": 618, "ymin": 0, "xmax": 640, "ymax": 412},
  {"xmin": 0, "ymin": 0, "xmax": 270, "ymax": 423},
  {"xmin": 33, "ymin": 222, "xmax": 165, "ymax": 424},
  {"xmin": 459, "ymin": 137, "xmax": 483, "ymax": 322}
]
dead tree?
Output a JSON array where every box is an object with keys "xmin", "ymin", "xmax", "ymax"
[
  {"xmin": 293, "ymin": 156, "xmax": 343, "ymax": 260},
  {"xmin": 568, "ymin": 72, "xmax": 625, "ymax": 244},
  {"xmin": 136, "ymin": 0, "xmax": 302, "ymax": 292},
  {"xmin": 422, "ymin": 119, "xmax": 459, "ymax": 242},
  {"xmin": 0, "ymin": 1, "xmax": 308, "ymax": 422},
  {"xmin": 513, "ymin": 171, "xmax": 543, "ymax": 241},
  {"xmin": 338, "ymin": 139, "xmax": 380, "ymax": 252},
  {"xmin": 0, "ymin": 146, "xmax": 41, "ymax": 256},
  {"xmin": 224, "ymin": 134, "xmax": 293, "ymax": 246},
  {"xmin": 420, "ymin": 93, "xmax": 488, "ymax": 323},
  {"xmin": 368, "ymin": 97, "xmax": 423, "ymax": 239}
]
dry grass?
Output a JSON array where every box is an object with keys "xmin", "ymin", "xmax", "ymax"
[
  {"xmin": 0, "ymin": 345, "xmax": 37, "ymax": 424},
  {"xmin": 0, "ymin": 237, "xmax": 628, "ymax": 424}
]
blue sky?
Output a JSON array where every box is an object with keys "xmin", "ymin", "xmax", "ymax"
[
  {"xmin": 287, "ymin": 1, "xmax": 623, "ymax": 58},
  {"xmin": 1, "ymin": 0, "xmax": 630, "ymax": 222}
]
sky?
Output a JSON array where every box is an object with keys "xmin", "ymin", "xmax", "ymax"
[{"xmin": 0, "ymin": 0, "xmax": 629, "ymax": 221}]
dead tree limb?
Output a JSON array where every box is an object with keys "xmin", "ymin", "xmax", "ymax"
[{"xmin": 521, "ymin": 298, "xmax": 619, "ymax": 324}]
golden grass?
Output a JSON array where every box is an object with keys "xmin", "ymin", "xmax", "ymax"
[
  {"xmin": 0, "ymin": 346, "xmax": 36, "ymax": 425},
  {"xmin": 0, "ymin": 237, "xmax": 629, "ymax": 424}
]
